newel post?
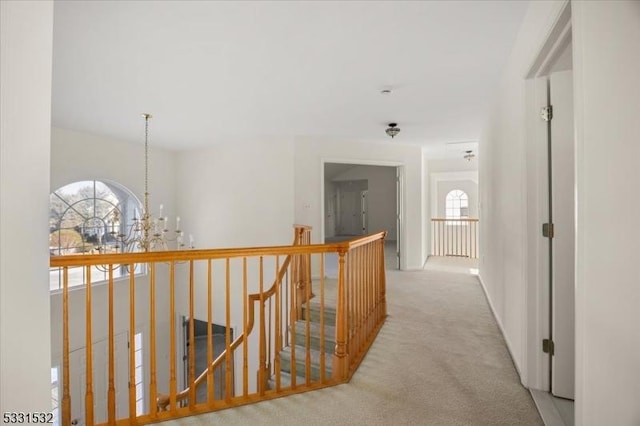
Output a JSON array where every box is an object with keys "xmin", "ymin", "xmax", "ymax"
[
  {"xmin": 333, "ymin": 248, "xmax": 349, "ymax": 380},
  {"xmin": 293, "ymin": 225, "xmax": 313, "ymax": 319}
]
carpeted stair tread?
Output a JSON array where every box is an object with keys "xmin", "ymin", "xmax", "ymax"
[
  {"xmin": 301, "ymin": 303, "xmax": 337, "ymax": 324},
  {"xmin": 279, "ymin": 345, "xmax": 332, "ymax": 381},
  {"xmin": 293, "ymin": 320, "xmax": 335, "ymax": 353}
]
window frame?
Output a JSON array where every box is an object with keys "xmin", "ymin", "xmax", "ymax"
[
  {"xmin": 445, "ymin": 189, "xmax": 470, "ymax": 220},
  {"xmin": 49, "ymin": 179, "xmax": 146, "ymax": 293}
]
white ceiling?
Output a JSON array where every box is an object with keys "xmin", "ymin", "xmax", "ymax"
[{"xmin": 52, "ymin": 1, "xmax": 528, "ymax": 151}]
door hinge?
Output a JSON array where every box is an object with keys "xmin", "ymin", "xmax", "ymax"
[
  {"xmin": 542, "ymin": 223, "xmax": 554, "ymax": 238},
  {"xmin": 542, "ymin": 338, "xmax": 555, "ymax": 355},
  {"xmin": 540, "ymin": 105, "xmax": 553, "ymax": 122}
]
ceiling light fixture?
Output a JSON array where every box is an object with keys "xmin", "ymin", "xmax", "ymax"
[
  {"xmin": 107, "ymin": 113, "xmax": 193, "ymax": 252},
  {"xmin": 385, "ymin": 123, "xmax": 400, "ymax": 138},
  {"xmin": 464, "ymin": 150, "xmax": 475, "ymax": 162}
]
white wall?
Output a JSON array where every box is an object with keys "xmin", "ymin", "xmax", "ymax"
[
  {"xmin": 294, "ymin": 137, "xmax": 424, "ymax": 269},
  {"xmin": 573, "ymin": 1, "xmax": 640, "ymax": 424},
  {"xmin": 51, "ymin": 127, "xmax": 177, "ymax": 211},
  {"xmin": 482, "ymin": 0, "xmax": 640, "ymax": 423},
  {"xmin": 479, "ymin": 0, "xmax": 566, "ymax": 383},
  {"xmin": 428, "ymin": 157, "xmax": 478, "ymax": 174},
  {"xmin": 0, "ymin": 0, "xmax": 54, "ymax": 414},
  {"xmin": 332, "ymin": 165, "xmax": 397, "ymax": 240},
  {"xmin": 176, "ymin": 138, "xmax": 295, "ymax": 249}
]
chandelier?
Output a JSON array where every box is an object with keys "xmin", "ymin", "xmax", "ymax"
[
  {"xmin": 106, "ymin": 113, "xmax": 192, "ymax": 252},
  {"xmin": 385, "ymin": 123, "xmax": 400, "ymax": 138}
]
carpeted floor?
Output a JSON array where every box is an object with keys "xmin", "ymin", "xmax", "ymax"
[{"xmin": 160, "ymin": 260, "xmax": 543, "ymax": 426}]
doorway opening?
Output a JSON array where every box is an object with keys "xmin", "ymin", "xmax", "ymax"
[
  {"xmin": 182, "ymin": 318, "xmax": 234, "ymax": 405},
  {"xmin": 54, "ymin": 332, "xmax": 130, "ymax": 426},
  {"xmin": 323, "ymin": 162, "xmax": 401, "ymax": 271},
  {"xmin": 525, "ymin": 2, "xmax": 575, "ymax": 425},
  {"xmin": 428, "ymin": 168, "xmax": 479, "ymax": 261}
]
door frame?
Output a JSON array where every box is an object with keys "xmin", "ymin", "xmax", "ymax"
[
  {"xmin": 180, "ymin": 316, "xmax": 236, "ymax": 401},
  {"xmin": 320, "ymin": 159, "xmax": 405, "ymax": 269},
  {"xmin": 523, "ymin": 0, "xmax": 573, "ymax": 392},
  {"xmin": 360, "ymin": 189, "xmax": 369, "ymax": 235}
]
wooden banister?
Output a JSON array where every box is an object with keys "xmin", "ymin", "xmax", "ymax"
[
  {"xmin": 53, "ymin": 224, "xmax": 388, "ymax": 425},
  {"xmin": 157, "ymin": 255, "xmax": 295, "ymax": 404},
  {"xmin": 156, "ymin": 226, "xmax": 306, "ymax": 410}
]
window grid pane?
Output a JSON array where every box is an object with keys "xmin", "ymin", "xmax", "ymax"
[
  {"xmin": 445, "ymin": 190, "xmax": 470, "ymax": 219},
  {"xmin": 49, "ymin": 180, "xmax": 144, "ymax": 291}
]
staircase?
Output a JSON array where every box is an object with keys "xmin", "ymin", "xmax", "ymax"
[{"xmin": 270, "ymin": 284, "xmax": 337, "ymax": 388}]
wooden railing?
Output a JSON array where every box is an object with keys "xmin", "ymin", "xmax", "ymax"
[
  {"xmin": 50, "ymin": 225, "xmax": 386, "ymax": 425},
  {"xmin": 156, "ymin": 225, "xmax": 311, "ymax": 409},
  {"xmin": 431, "ymin": 218, "xmax": 479, "ymax": 258}
]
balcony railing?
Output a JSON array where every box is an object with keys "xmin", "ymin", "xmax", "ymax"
[
  {"xmin": 431, "ymin": 218, "xmax": 479, "ymax": 258},
  {"xmin": 50, "ymin": 225, "xmax": 386, "ymax": 425}
]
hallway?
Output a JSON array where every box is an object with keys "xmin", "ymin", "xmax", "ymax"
[{"xmin": 161, "ymin": 261, "xmax": 541, "ymax": 425}]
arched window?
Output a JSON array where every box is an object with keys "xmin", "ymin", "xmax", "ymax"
[
  {"xmin": 49, "ymin": 180, "xmax": 143, "ymax": 291},
  {"xmin": 445, "ymin": 189, "xmax": 469, "ymax": 219}
]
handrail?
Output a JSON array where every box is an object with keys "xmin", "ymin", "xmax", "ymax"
[
  {"xmin": 50, "ymin": 243, "xmax": 339, "ymax": 267},
  {"xmin": 342, "ymin": 231, "xmax": 386, "ymax": 250},
  {"xmin": 49, "ymin": 234, "xmax": 385, "ymax": 267},
  {"xmin": 157, "ymin": 254, "xmax": 295, "ymax": 409},
  {"xmin": 431, "ymin": 218, "xmax": 479, "ymax": 222}
]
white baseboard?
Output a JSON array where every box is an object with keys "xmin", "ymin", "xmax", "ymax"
[
  {"xmin": 530, "ymin": 389, "xmax": 567, "ymax": 426},
  {"xmin": 477, "ymin": 273, "xmax": 522, "ymax": 378}
]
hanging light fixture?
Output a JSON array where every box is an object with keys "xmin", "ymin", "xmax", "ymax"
[
  {"xmin": 106, "ymin": 113, "xmax": 193, "ymax": 252},
  {"xmin": 385, "ymin": 123, "xmax": 400, "ymax": 138},
  {"xmin": 464, "ymin": 150, "xmax": 475, "ymax": 162}
]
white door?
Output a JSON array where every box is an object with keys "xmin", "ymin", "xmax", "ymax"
[
  {"xmin": 550, "ymin": 69, "xmax": 575, "ymax": 400},
  {"xmin": 68, "ymin": 332, "xmax": 130, "ymax": 425},
  {"xmin": 339, "ymin": 190, "xmax": 360, "ymax": 235}
]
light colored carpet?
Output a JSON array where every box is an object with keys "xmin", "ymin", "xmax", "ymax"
[{"xmin": 160, "ymin": 264, "xmax": 542, "ymax": 426}]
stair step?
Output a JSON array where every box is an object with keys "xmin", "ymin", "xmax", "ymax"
[
  {"xmin": 279, "ymin": 345, "xmax": 332, "ymax": 382},
  {"xmin": 267, "ymin": 371, "xmax": 295, "ymax": 390},
  {"xmin": 268, "ymin": 370, "xmax": 328, "ymax": 390},
  {"xmin": 301, "ymin": 302, "xmax": 337, "ymax": 325},
  {"xmin": 293, "ymin": 320, "xmax": 335, "ymax": 354}
]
